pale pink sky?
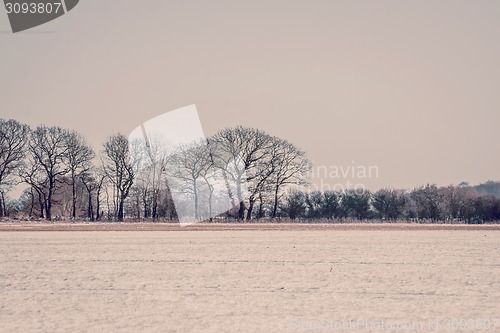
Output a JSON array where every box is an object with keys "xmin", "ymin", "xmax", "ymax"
[{"xmin": 1, "ymin": 1, "xmax": 499, "ymax": 190}]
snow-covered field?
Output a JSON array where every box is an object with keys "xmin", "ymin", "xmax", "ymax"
[{"xmin": 1, "ymin": 228, "xmax": 499, "ymax": 332}]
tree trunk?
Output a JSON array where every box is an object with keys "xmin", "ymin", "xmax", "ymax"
[
  {"xmin": 2, "ymin": 193, "xmax": 6, "ymax": 217},
  {"xmin": 96, "ymin": 180, "xmax": 102, "ymax": 221},
  {"xmin": 238, "ymin": 201, "xmax": 245, "ymax": 221},
  {"xmin": 272, "ymin": 186, "xmax": 279, "ymax": 218},
  {"xmin": 29, "ymin": 189, "xmax": 34, "ymax": 218},
  {"xmin": 117, "ymin": 198, "xmax": 124, "ymax": 222},
  {"xmin": 136, "ymin": 195, "xmax": 140, "ymax": 219},
  {"xmin": 143, "ymin": 190, "xmax": 149, "ymax": 219},
  {"xmin": 0, "ymin": 192, "xmax": 4, "ymax": 218},
  {"xmin": 246, "ymin": 197, "xmax": 255, "ymax": 221},
  {"xmin": 193, "ymin": 179, "xmax": 199, "ymax": 220},
  {"xmin": 87, "ymin": 191, "xmax": 94, "ymax": 221},
  {"xmin": 46, "ymin": 199, "xmax": 52, "ymax": 220},
  {"xmin": 37, "ymin": 191, "xmax": 44, "ymax": 219},
  {"xmin": 152, "ymin": 189, "xmax": 158, "ymax": 220},
  {"xmin": 208, "ymin": 188, "xmax": 213, "ymax": 220},
  {"xmin": 221, "ymin": 170, "xmax": 236, "ymax": 210},
  {"xmin": 257, "ymin": 193, "xmax": 264, "ymax": 219},
  {"xmin": 105, "ymin": 188, "xmax": 111, "ymax": 220},
  {"xmin": 71, "ymin": 171, "xmax": 77, "ymax": 219},
  {"xmin": 46, "ymin": 181, "xmax": 53, "ymax": 221}
]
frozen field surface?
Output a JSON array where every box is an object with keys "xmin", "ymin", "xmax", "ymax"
[{"xmin": 0, "ymin": 228, "xmax": 499, "ymax": 332}]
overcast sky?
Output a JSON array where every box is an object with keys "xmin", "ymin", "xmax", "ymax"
[{"xmin": 1, "ymin": 1, "xmax": 499, "ymax": 190}]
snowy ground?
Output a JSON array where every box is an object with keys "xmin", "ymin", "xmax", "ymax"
[{"xmin": 0, "ymin": 227, "xmax": 499, "ymax": 332}]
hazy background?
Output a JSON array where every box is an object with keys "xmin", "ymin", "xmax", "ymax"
[{"xmin": 1, "ymin": 0, "xmax": 499, "ymax": 190}]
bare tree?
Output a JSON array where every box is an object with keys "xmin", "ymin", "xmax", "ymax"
[
  {"xmin": 20, "ymin": 126, "xmax": 70, "ymax": 220},
  {"xmin": 0, "ymin": 119, "xmax": 29, "ymax": 217},
  {"xmin": 139, "ymin": 134, "xmax": 170, "ymax": 220},
  {"xmin": 211, "ymin": 127, "xmax": 274, "ymax": 220},
  {"xmin": 209, "ymin": 127, "xmax": 311, "ymax": 220},
  {"xmin": 102, "ymin": 134, "xmax": 138, "ymax": 221},
  {"xmin": 65, "ymin": 131, "xmax": 95, "ymax": 219},
  {"xmin": 268, "ymin": 138, "xmax": 310, "ymax": 218},
  {"xmin": 169, "ymin": 140, "xmax": 213, "ymax": 220},
  {"xmin": 80, "ymin": 166, "xmax": 105, "ymax": 221},
  {"xmin": 243, "ymin": 138, "xmax": 278, "ymax": 220}
]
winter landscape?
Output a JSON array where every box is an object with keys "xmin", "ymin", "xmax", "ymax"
[{"xmin": 2, "ymin": 1, "xmax": 500, "ymax": 332}]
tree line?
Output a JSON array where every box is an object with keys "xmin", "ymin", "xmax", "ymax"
[
  {"xmin": 1, "ymin": 118, "xmax": 498, "ymax": 223},
  {"xmin": 282, "ymin": 184, "xmax": 500, "ymax": 223},
  {"xmin": 0, "ymin": 119, "xmax": 310, "ymax": 221}
]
